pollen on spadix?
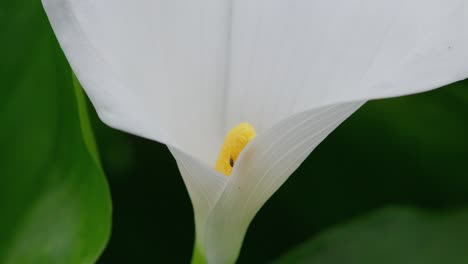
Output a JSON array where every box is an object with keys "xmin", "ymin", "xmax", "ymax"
[{"xmin": 215, "ymin": 123, "xmax": 256, "ymax": 176}]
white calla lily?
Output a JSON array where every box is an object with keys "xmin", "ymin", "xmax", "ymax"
[{"xmin": 42, "ymin": 0, "xmax": 468, "ymax": 263}]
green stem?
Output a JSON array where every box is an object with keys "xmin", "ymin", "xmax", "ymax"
[{"xmin": 191, "ymin": 244, "xmax": 207, "ymax": 264}]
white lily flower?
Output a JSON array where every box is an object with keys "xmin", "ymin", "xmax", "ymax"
[{"xmin": 42, "ymin": 0, "xmax": 468, "ymax": 263}]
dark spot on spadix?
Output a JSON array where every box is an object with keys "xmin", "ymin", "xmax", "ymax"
[{"xmin": 229, "ymin": 157, "xmax": 234, "ymax": 167}]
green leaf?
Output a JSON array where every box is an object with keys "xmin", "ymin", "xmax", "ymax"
[
  {"xmin": 0, "ymin": 1, "xmax": 111, "ymax": 264},
  {"xmin": 274, "ymin": 207, "xmax": 468, "ymax": 264}
]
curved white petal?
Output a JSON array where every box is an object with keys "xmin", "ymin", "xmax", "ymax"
[
  {"xmin": 43, "ymin": 1, "xmax": 468, "ymax": 263},
  {"xmin": 42, "ymin": 0, "xmax": 232, "ymax": 164},
  {"xmin": 168, "ymin": 146, "xmax": 228, "ymax": 255},
  {"xmin": 205, "ymin": 102, "xmax": 364, "ymax": 263},
  {"xmin": 226, "ymin": 0, "xmax": 468, "ymax": 134}
]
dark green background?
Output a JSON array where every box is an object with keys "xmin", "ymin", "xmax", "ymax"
[{"xmin": 2, "ymin": 1, "xmax": 468, "ymax": 263}]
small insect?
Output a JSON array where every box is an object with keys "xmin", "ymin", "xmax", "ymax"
[{"xmin": 229, "ymin": 157, "xmax": 234, "ymax": 167}]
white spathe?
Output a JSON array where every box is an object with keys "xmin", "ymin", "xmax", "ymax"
[{"xmin": 42, "ymin": 0, "xmax": 468, "ymax": 263}]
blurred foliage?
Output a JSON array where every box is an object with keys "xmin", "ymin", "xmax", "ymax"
[
  {"xmin": 0, "ymin": 1, "xmax": 111, "ymax": 263},
  {"xmin": 274, "ymin": 207, "xmax": 468, "ymax": 264}
]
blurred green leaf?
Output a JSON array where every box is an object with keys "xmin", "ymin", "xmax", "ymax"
[
  {"xmin": 274, "ymin": 207, "xmax": 468, "ymax": 264},
  {"xmin": 0, "ymin": 1, "xmax": 111, "ymax": 264}
]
